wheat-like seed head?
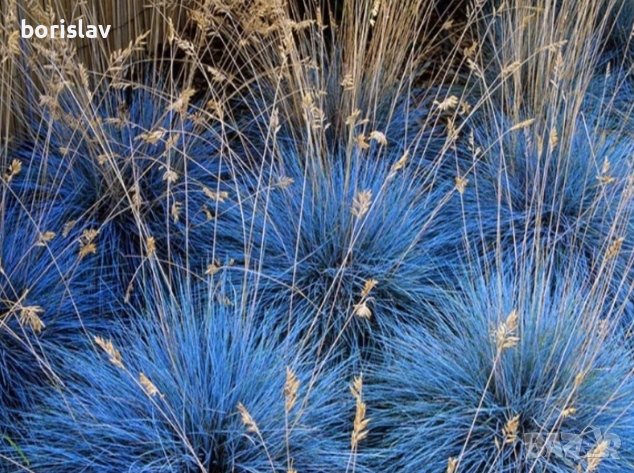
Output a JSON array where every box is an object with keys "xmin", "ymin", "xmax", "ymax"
[
  {"xmin": 19, "ymin": 305, "xmax": 45, "ymax": 334},
  {"xmin": 146, "ymin": 237, "xmax": 156, "ymax": 258},
  {"xmin": 139, "ymin": 372, "xmax": 160, "ymax": 397},
  {"xmin": 455, "ymin": 176, "xmax": 468, "ymax": 195},
  {"xmin": 94, "ymin": 336, "xmax": 124, "ymax": 369},
  {"xmin": 605, "ymin": 237, "xmax": 625, "ymax": 261},
  {"xmin": 446, "ymin": 457, "xmax": 458, "ymax": 473},
  {"xmin": 205, "ymin": 262, "xmax": 221, "ymax": 277},
  {"xmin": 237, "ymin": 402, "xmax": 259, "ymax": 434},
  {"xmin": 561, "ymin": 406, "xmax": 576, "ymax": 418},
  {"xmin": 352, "ymin": 190, "xmax": 372, "ymax": 219},
  {"xmin": 433, "ymin": 95, "xmax": 459, "ymax": 113},
  {"xmin": 584, "ymin": 440, "xmax": 609, "ymax": 472},
  {"xmin": 79, "ymin": 229, "xmax": 100, "ymax": 259},
  {"xmin": 390, "ymin": 151, "xmax": 410, "ymax": 174},
  {"xmin": 353, "ymin": 301, "xmax": 372, "ymax": 319},
  {"xmin": 284, "ymin": 367, "xmax": 300, "ymax": 413},
  {"xmin": 36, "ymin": 231, "xmax": 57, "ymax": 247},
  {"xmin": 493, "ymin": 309, "xmax": 520, "ymax": 350},
  {"xmin": 203, "ymin": 187, "xmax": 229, "ymax": 202},
  {"xmin": 369, "ymin": 131, "xmax": 388, "ymax": 146},
  {"xmin": 4, "ymin": 159, "xmax": 21, "ymax": 182},
  {"xmin": 351, "ymin": 374, "xmax": 369, "ymax": 449},
  {"xmin": 502, "ymin": 414, "xmax": 520, "ymax": 445}
]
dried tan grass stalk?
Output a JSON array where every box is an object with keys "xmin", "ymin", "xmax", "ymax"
[
  {"xmin": 237, "ymin": 402, "xmax": 259, "ymax": 434},
  {"xmin": 94, "ymin": 336, "xmax": 124, "ymax": 369},
  {"xmin": 139, "ymin": 372, "xmax": 160, "ymax": 397},
  {"xmin": 493, "ymin": 309, "xmax": 520, "ymax": 350},
  {"xmin": 350, "ymin": 374, "xmax": 369, "ymax": 449},
  {"xmin": 284, "ymin": 367, "xmax": 300, "ymax": 413}
]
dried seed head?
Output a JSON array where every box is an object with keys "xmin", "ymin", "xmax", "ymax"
[
  {"xmin": 277, "ymin": 176, "xmax": 294, "ymax": 189},
  {"xmin": 36, "ymin": 231, "xmax": 56, "ymax": 247},
  {"xmin": 605, "ymin": 237, "xmax": 624, "ymax": 260},
  {"xmin": 162, "ymin": 167, "xmax": 179, "ymax": 184},
  {"xmin": 585, "ymin": 440, "xmax": 609, "ymax": 472},
  {"xmin": 62, "ymin": 220, "xmax": 77, "ymax": 238},
  {"xmin": 341, "ymin": 73, "xmax": 355, "ymax": 90},
  {"xmin": 171, "ymin": 201, "xmax": 182, "ymax": 223},
  {"xmin": 79, "ymin": 228, "xmax": 99, "ymax": 259},
  {"xmin": 345, "ymin": 109, "xmax": 363, "ymax": 127},
  {"xmin": 500, "ymin": 61, "xmax": 521, "ymax": 79},
  {"xmin": 446, "ymin": 457, "xmax": 458, "ymax": 473},
  {"xmin": 369, "ymin": 131, "xmax": 388, "ymax": 146},
  {"xmin": 139, "ymin": 372, "xmax": 160, "ymax": 397},
  {"xmin": 237, "ymin": 402, "xmax": 259, "ymax": 433},
  {"xmin": 137, "ymin": 128, "xmax": 165, "ymax": 144},
  {"xmin": 94, "ymin": 336, "xmax": 124, "ymax": 369},
  {"xmin": 562, "ymin": 406, "xmax": 576, "ymax": 418},
  {"xmin": 509, "ymin": 118, "xmax": 536, "ymax": 132},
  {"xmin": 6, "ymin": 159, "xmax": 22, "ymax": 181},
  {"xmin": 169, "ymin": 88, "xmax": 196, "ymax": 115},
  {"xmin": 502, "ymin": 414, "xmax": 520, "ymax": 444},
  {"xmin": 203, "ymin": 187, "xmax": 229, "ymax": 202},
  {"xmin": 574, "ymin": 370, "xmax": 587, "ymax": 388},
  {"xmin": 146, "ymin": 236, "xmax": 156, "ymax": 257},
  {"xmin": 445, "ymin": 118, "xmax": 459, "ymax": 145},
  {"xmin": 353, "ymin": 301, "xmax": 372, "ymax": 319},
  {"xmin": 455, "ymin": 176, "xmax": 468, "ymax": 194},
  {"xmin": 356, "ymin": 133, "xmax": 370, "ymax": 150},
  {"xmin": 369, "ymin": 0, "xmax": 381, "ymax": 26},
  {"xmin": 433, "ymin": 95, "xmax": 459, "ymax": 112},
  {"xmin": 284, "ymin": 367, "xmax": 300, "ymax": 412},
  {"xmin": 269, "ymin": 107, "xmax": 281, "ymax": 134},
  {"xmin": 493, "ymin": 309, "xmax": 520, "ymax": 350},
  {"xmin": 79, "ymin": 244, "xmax": 97, "ymax": 259},
  {"xmin": 205, "ymin": 261, "xmax": 221, "ymax": 276},
  {"xmin": 352, "ymin": 190, "xmax": 372, "ymax": 219},
  {"xmin": 390, "ymin": 151, "xmax": 410, "ymax": 174},
  {"xmin": 19, "ymin": 305, "xmax": 45, "ymax": 334},
  {"xmin": 351, "ymin": 374, "xmax": 369, "ymax": 449},
  {"xmin": 597, "ymin": 159, "xmax": 615, "ymax": 185},
  {"xmin": 361, "ymin": 279, "xmax": 378, "ymax": 298}
]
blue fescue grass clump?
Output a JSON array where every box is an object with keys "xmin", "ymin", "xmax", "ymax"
[
  {"xmin": 455, "ymin": 109, "xmax": 633, "ymax": 311},
  {"xmin": 27, "ymin": 82, "xmax": 233, "ymax": 289},
  {"xmin": 0, "ymin": 188, "xmax": 115, "ymax": 433},
  {"xmin": 12, "ymin": 276, "xmax": 361, "ymax": 472},
  {"xmin": 365, "ymin": 263, "xmax": 634, "ymax": 473},
  {"xmin": 211, "ymin": 137, "xmax": 463, "ymax": 356}
]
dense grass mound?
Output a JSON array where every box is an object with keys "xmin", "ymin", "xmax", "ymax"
[
  {"xmin": 210, "ymin": 139, "xmax": 463, "ymax": 357},
  {"xmin": 366, "ymin": 263, "xmax": 634, "ymax": 472},
  {"xmin": 0, "ymin": 155, "xmax": 117, "ymax": 431},
  {"xmin": 452, "ymin": 108, "xmax": 634, "ymax": 317},
  {"xmin": 23, "ymin": 82, "xmax": 241, "ymax": 295},
  {"xmin": 10, "ymin": 277, "xmax": 361, "ymax": 472}
]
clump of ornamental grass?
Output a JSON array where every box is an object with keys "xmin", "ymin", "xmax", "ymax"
[
  {"xmin": 22, "ymin": 73, "xmax": 236, "ymax": 297},
  {"xmin": 438, "ymin": 1, "xmax": 634, "ymax": 323},
  {"xmin": 450, "ymin": 104, "xmax": 634, "ymax": 326},
  {"xmin": 210, "ymin": 138, "xmax": 464, "ymax": 359},
  {"xmin": 163, "ymin": 0, "xmax": 482, "ymax": 358},
  {"xmin": 365, "ymin": 261, "xmax": 634, "ymax": 472},
  {"xmin": 0, "ymin": 181, "xmax": 115, "ymax": 439},
  {"xmin": 8, "ymin": 275, "xmax": 366, "ymax": 472}
]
